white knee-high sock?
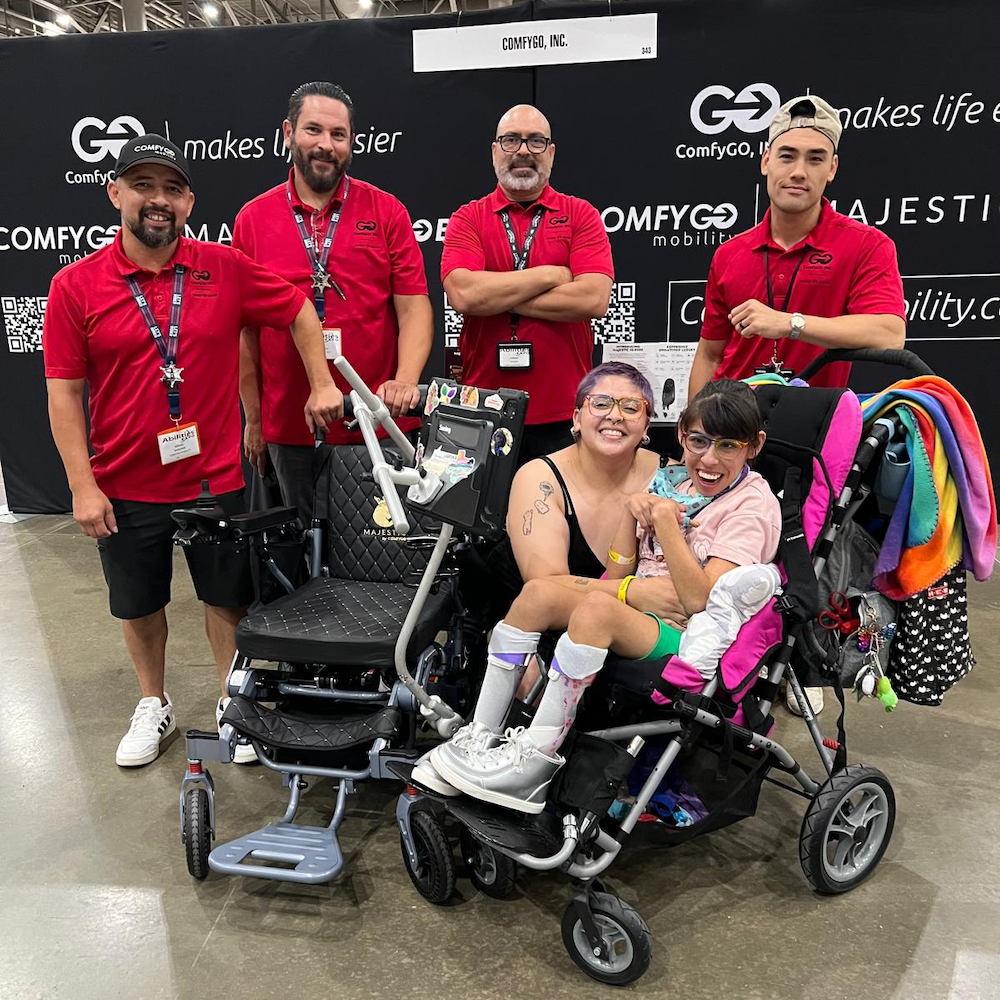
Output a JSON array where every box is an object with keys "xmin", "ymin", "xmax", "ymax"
[
  {"xmin": 472, "ymin": 621, "xmax": 542, "ymax": 730},
  {"xmin": 525, "ymin": 633, "xmax": 607, "ymax": 754}
]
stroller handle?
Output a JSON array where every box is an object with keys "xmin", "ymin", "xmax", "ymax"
[{"xmin": 797, "ymin": 348, "xmax": 934, "ymax": 381}]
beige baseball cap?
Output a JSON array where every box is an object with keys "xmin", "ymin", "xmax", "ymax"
[{"xmin": 768, "ymin": 95, "xmax": 842, "ymax": 150}]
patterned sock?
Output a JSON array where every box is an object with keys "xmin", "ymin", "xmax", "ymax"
[
  {"xmin": 472, "ymin": 621, "xmax": 542, "ymax": 730},
  {"xmin": 525, "ymin": 633, "xmax": 607, "ymax": 754}
]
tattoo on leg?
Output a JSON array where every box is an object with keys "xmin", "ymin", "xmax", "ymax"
[{"xmin": 522, "ymin": 510, "xmax": 533, "ymax": 535}]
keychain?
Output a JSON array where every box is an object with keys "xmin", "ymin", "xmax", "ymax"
[{"xmin": 853, "ymin": 597, "xmax": 898, "ymax": 712}]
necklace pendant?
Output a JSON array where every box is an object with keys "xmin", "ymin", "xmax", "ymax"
[
  {"xmin": 160, "ymin": 363, "xmax": 184, "ymax": 389},
  {"xmin": 311, "ymin": 269, "xmax": 333, "ymax": 294}
]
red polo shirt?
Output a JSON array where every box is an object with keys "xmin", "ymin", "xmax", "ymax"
[
  {"xmin": 233, "ymin": 172, "xmax": 427, "ymax": 445},
  {"xmin": 43, "ymin": 232, "xmax": 305, "ymax": 502},
  {"xmin": 441, "ymin": 184, "xmax": 614, "ymax": 425},
  {"xmin": 700, "ymin": 199, "xmax": 905, "ymax": 387}
]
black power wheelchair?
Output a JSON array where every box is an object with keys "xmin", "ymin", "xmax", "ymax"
[{"xmin": 172, "ymin": 358, "xmax": 528, "ymax": 885}]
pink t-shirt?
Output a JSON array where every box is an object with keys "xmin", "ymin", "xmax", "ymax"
[{"xmin": 638, "ymin": 470, "xmax": 780, "ymax": 578}]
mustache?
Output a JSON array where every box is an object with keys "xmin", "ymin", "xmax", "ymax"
[{"xmin": 509, "ymin": 157, "xmax": 538, "ymax": 169}]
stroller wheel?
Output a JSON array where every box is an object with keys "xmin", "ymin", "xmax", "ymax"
[
  {"xmin": 799, "ymin": 764, "xmax": 896, "ymax": 894},
  {"xmin": 460, "ymin": 827, "xmax": 517, "ymax": 899},
  {"xmin": 183, "ymin": 787, "xmax": 212, "ymax": 881},
  {"xmin": 561, "ymin": 892, "xmax": 652, "ymax": 985},
  {"xmin": 401, "ymin": 810, "xmax": 456, "ymax": 905}
]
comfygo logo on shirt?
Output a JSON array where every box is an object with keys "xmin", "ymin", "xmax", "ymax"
[
  {"xmin": 71, "ymin": 115, "xmax": 146, "ymax": 163},
  {"xmin": 690, "ymin": 84, "xmax": 780, "ymax": 135}
]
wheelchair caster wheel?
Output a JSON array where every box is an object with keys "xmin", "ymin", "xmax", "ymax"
[
  {"xmin": 561, "ymin": 892, "xmax": 652, "ymax": 985},
  {"xmin": 183, "ymin": 787, "xmax": 212, "ymax": 880},
  {"xmin": 799, "ymin": 764, "xmax": 895, "ymax": 894},
  {"xmin": 460, "ymin": 827, "xmax": 516, "ymax": 899},
  {"xmin": 401, "ymin": 810, "xmax": 455, "ymax": 904}
]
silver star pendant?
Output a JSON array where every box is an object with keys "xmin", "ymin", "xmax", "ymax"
[
  {"xmin": 311, "ymin": 269, "xmax": 333, "ymax": 294},
  {"xmin": 160, "ymin": 363, "xmax": 185, "ymax": 389}
]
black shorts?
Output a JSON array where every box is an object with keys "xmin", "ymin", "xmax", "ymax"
[{"xmin": 97, "ymin": 489, "xmax": 253, "ymax": 620}]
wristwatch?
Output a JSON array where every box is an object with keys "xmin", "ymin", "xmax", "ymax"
[{"xmin": 789, "ymin": 312, "xmax": 806, "ymax": 339}]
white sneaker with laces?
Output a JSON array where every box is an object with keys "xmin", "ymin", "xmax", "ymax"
[
  {"xmin": 411, "ymin": 751, "xmax": 460, "ymax": 797},
  {"xmin": 116, "ymin": 694, "xmax": 175, "ymax": 767},
  {"xmin": 785, "ymin": 683, "xmax": 825, "ymax": 716},
  {"xmin": 216, "ymin": 697, "xmax": 258, "ymax": 764},
  {"xmin": 430, "ymin": 720, "xmax": 500, "ymax": 772}
]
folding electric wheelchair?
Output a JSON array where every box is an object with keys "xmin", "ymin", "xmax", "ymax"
[{"xmin": 173, "ymin": 358, "xmax": 528, "ymax": 885}]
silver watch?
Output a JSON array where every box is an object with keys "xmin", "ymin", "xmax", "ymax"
[{"xmin": 789, "ymin": 312, "xmax": 806, "ymax": 339}]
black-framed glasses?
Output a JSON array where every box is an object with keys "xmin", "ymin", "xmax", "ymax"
[
  {"xmin": 585, "ymin": 394, "xmax": 648, "ymax": 420},
  {"xmin": 495, "ymin": 133, "xmax": 552, "ymax": 154}
]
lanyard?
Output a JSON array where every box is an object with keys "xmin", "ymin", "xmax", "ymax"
[
  {"xmin": 763, "ymin": 245, "xmax": 807, "ymax": 312},
  {"xmin": 500, "ymin": 206, "xmax": 544, "ymax": 340},
  {"xmin": 287, "ymin": 175, "xmax": 350, "ymax": 322},
  {"xmin": 125, "ymin": 264, "xmax": 186, "ymax": 423}
]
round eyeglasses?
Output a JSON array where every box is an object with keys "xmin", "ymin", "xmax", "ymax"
[
  {"xmin": 682, "ymin": 431, "xmax": 749, "ymax": 458},
  {"xmin": 585, "ymin": 394, "xmax": 648, "ymax": 420},
  {"xmin": 495, "ymin": 133, "xmax": 553, "ymax": 154}
]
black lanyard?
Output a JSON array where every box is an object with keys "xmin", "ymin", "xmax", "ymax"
[
  {"xmin": 125, "ymin": 264, "xmax": 186, "ymax": 423},
  {"xmin": 763, "ymin": 245, "xmax": 807, "ymax": 313},
  {"xmin": 287, "ymin": 176, "xmax": 350, "ymax": 322},
  {"xmin": 500, "ymin": 206, "xmax": 544, "ymax": 340}
]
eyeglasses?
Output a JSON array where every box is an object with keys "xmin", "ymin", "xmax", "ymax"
[
  {"xmin": 585, "ymin": 394, "xmax": 648, "ymax": 420},
  {"xmin": 682, "ymin": 431, "xmax": 749, "ymax": 458},
  {"xmin": 495, "ymin": 133, "xmax": 553, "ymax": 154}
]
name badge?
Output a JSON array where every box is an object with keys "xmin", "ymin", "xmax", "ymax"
[
  {"xmin": 157, "ymin": 422, "xmax": 202, "ymax": 465},
  {"xmin": 323, "ymin": 327, "xmax": 342, "ymax": 360},
  {"xmin": 497, "ymin": 341, "xmax": 533, "ymax": 370}
]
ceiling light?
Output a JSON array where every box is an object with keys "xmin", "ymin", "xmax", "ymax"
[
  {"xmin": 359, "ymin": 0, "xmax": 372, "ymax": 8},
  {"xmin": 56, "ymin": 11, "xmax": 71, "ymax": 26},
  {"xmin": 42, "ymin": 20, "xmax": 64, "ymax": 34},
  {"xmin": 202, "ymin": 3, "xmax": 219, "ymax": 19}
]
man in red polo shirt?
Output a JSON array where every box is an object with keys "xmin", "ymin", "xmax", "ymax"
[
  {"xmin": 689, "ymin": 93, "xmax": 906, "ymax": 399},
  {"xmin": 44, "ymin": 135, "xmax": 341, "ymax": 768},
  {"xmin": 234, "ymin": 81, "xmax": 432, "ymax": 523},
  {"xmin": 441, "ymin": 104, "xmax": 614, "ymax": 464}
]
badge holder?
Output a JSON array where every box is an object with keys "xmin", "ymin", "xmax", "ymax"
[
  {"xmin": 497, "ymin": 314, "xmax": 532, "ymax": 370},
  {"xmin": 754, "ymin": 345, "xmax": 795, "ymax": 380}
]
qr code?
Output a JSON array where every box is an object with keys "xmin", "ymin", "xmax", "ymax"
[
  {"xmin": 443, "ymin": 292, "xmax": 463, "ymax": 350},
  {"xmin": 591, "ymin": 282, "xmax": 635, "ymax": 344},
  {"xmin": 2, "ymin": 296, "xmax": 47, "ymax": 353}
]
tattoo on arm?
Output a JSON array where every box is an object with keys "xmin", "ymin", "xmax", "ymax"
[
  {"xmin": 534, "ymin": 480, "xmax": 554, "ymax": 514},
  {"xmin": 522, "ymin": 509, "xmax": 533, "ymax": 535},
  {"xmin": 573, "ymin": 578, "xmax": 589, "ymax": 587}
]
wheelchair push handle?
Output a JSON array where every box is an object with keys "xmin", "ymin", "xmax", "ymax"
[{"xmin": 797, "ymin": 347, "xmax": 934, "ymax": 381}]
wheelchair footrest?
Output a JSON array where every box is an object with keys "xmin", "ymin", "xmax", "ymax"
[
  {"xmin": 445, "ymin": 797, "xmax": 564, "ymax": 857},
  {"xmin": 221, "ymin": 695, "xmax": 402, "ymax": 752},
  {"xmin": 209, "ymin": 823, "xmax": 344, "ymax": 884}
]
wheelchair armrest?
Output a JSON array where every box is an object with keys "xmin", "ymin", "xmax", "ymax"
[{"xmin": 228, "ymin": 506, "xmax": 301, "ymax": 538}]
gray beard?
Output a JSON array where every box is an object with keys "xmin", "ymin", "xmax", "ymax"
[{"xmin": 496, "ymin": 162, "xmax": 548, "ymax": 192}]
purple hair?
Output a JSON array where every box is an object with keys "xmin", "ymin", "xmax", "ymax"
[{"xmin": 573, "ymin": 361, "xmax": 656, "ymax": 415}]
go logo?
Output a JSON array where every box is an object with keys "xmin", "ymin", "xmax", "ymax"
[
  {"xmin": 689, "ymin": 84, "xmax": 780, "ymax": 136},
  {"xmin": 71, "ymin": 115, "xmax": 146, "ymax": 163}
]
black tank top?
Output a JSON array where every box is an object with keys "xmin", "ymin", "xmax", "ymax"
[{"xmin": 486, "ymin": 455, "xmax": 605, "ymax": 619}]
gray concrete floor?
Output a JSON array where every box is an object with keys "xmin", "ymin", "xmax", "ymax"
[{"xmin": 2, "ymin": 513, "xmax": 998, "ymax": 1000}]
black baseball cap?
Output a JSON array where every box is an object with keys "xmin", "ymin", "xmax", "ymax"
[{"xmin": 114, "ymin": 134, "xmax": 192, "ymax": 187}]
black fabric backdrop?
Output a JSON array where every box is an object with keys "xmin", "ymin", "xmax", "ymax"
[{"xmin": 1, "ymin": 0, "xmax": 997, "ymax": 511}]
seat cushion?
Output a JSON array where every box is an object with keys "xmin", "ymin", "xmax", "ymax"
[
  {"xmin": 236, "ymin": 576, "xmax": 452, "ymax": 666},
  {"xmin": 221, "ymin": 695, "xmax": 402, "ymax": 751}
]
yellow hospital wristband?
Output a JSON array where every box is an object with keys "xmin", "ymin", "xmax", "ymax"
[
  {"xmin": 608, "ymin": 547, "xmax": 637, "ymax": 566},
  {"xmin": 617, "ymin": 575, "xmax": 636, "ymax": 605}
]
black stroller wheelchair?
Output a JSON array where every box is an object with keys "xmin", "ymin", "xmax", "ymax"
[
  {"xmin": 391, "ymin": 348, "xmax": 933, "ymax": 985},
  {"xmin": 173, "ymin": 358, "xmax": 529, "ymax": 885}
]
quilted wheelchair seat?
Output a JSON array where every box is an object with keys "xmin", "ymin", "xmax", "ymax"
[{"xmin": 236, "ymin": 575, "xmax": 453, "ymax": 666}]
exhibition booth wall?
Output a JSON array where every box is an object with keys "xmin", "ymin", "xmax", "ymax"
[{"xmin": 1, "ymin": 0, "xmax": 997, "ymax": 511}]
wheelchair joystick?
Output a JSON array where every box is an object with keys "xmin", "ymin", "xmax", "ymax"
[{"xmin": 195, "ymin": 479, "xmax": 215, "ymax": 508}]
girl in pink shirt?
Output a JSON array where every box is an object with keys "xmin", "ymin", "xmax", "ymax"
[{"xmin": 423, "ymin": 377, "xmax": 782, "ymax": 814}]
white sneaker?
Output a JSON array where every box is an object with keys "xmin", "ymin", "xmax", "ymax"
[
  {"xmin": 116, "ymin": 695, "xmax": 175, "ymax": 767},
  {"xmin": 785, "ymin": 684, "xmax": 825, "ymax": 716},
  {"xmin": 411, "ymin": 751, "xmax": 460, "ymax": 797},
  {"xmin": 216, "ymin": 697, "xmax": 258, "ymax": 764}
]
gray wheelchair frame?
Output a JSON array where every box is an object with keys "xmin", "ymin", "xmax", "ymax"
[{"xmin": 179, "ymin": 357, "xmax": 471, "ymax": 884}]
